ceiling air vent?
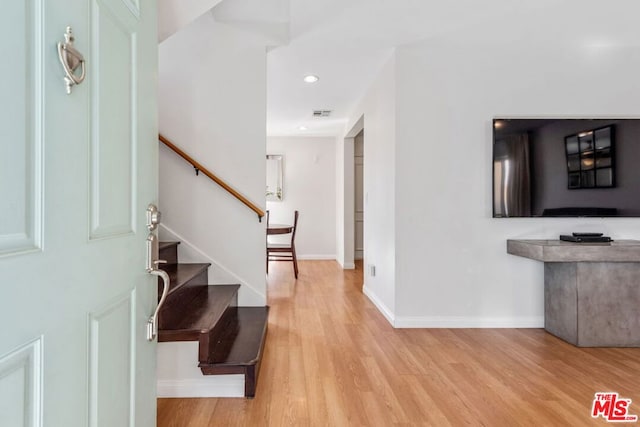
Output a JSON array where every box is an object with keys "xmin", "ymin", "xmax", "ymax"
[{"xmin": 312, "ymin": 110, "xmax": 332, "ymax": 117}]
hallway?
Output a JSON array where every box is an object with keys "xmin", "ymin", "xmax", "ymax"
[{"xmin": 158, "ymin": 260, "xmax": 640, "ymax": 426}]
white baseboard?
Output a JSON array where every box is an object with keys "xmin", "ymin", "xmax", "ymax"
[
  {"xmin": 296, "ymin": 254, "xmax": 336, "ymax": 260},
  {"xmin": 361, "ymin": 286, "xmax": 543, "ymax": 328},
  {"xmin": 362, "ymin": 285, "xmax": 395, "ymax": 326},
  {"xmin": 338, "ymin": 261, "xmax": 355, "ymax": 269},
  {"xmin": 394, "ymin": 316, "xmax": 544, "ymax": 328},
  {"xmin": 157, "ymin": 377, "xmax": 244, "ymax": 398}
]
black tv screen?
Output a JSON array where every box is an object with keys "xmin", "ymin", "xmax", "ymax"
[{"xmin": 492, "ymin": 118, "xmax": 640, "ymax": 217}]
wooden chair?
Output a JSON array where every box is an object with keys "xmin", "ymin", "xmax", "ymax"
[{"xmin": 267, "ymin": 211, "xmax": 299, "ymax": 279}]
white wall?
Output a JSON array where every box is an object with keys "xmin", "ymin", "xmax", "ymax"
[
  {"xmin": 159, "ymin": 13, "xmax": 267, "ymax": 306},
  {"xmin": 335, "ymin": 136, "xmax": 348, "ymax": 267},
  {"xmin": 336, "ymin": 136, "xmax": 354, "ymax": 269},
  {"xmin": 342, "ymin": 55, "xmax": 397, "ymax": 323},
  {"xmin": 341, "ymin": 3, "xmax": 640, "ymax": 328},
  {"xmin": 267, "ymin": 137, "xmax": 336, "ymax": 259},
  {"xmin": 157, "ymin": 342, "xmax": 244, "ymax": 397},
  {"xmin": 392, "ymin": 7, "xmax": 640, "ymax": 327}
]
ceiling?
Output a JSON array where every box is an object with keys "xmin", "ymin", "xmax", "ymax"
[
  {"xmin": 263, "ymin": 0, "xmax": 640, "ymax": 138},
  {"xmin": 265, "ymin": 0, "xmax": 551, "ymax": 137}
]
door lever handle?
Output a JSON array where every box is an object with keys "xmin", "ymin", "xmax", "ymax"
[
  {"xmin": 144, "ymin": 204, "xmax": 169, "ymax": 341},
  {"xmin": 147, "ymin": 268, "xmax": 170, "ymax": 341}
]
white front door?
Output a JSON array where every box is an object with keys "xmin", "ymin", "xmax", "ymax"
[{"xmin": 0, "ymin": 0, "xmax": 158, "ymax": 426}]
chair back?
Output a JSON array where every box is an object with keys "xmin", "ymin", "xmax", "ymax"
[{"xmin": 291, "ymin": 211, "xmax": 299, "ymax": 246}]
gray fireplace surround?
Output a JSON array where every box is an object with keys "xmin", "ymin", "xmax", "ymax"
[{"xmin": 507, "ymin": 239, "xmax": 640, "ymax": 347}]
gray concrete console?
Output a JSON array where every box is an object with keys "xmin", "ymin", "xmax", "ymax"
[{"xmin": 507, "ymin": 239, "xmax": 640, "ymax": 347}]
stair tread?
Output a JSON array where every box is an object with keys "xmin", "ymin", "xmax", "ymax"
[
  {"xmin": 160, "ymin": 263, "xmax": 210, "ymax": 295},
  {"xmin": 200, "ymin": 306, "xmax": 269, "ymax": 367},
  {"xmin": 158, "ymin": 284, "xmax": 240, "ymax": 341}
]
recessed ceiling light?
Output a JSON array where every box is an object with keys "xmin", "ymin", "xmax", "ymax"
[
  {"xmin": 303, "ymin": 75, "xmax": 319, "ymax": 83},
  {"xmin": 298, "ymin": 126, "xmax": 308, "ymax": 131}
]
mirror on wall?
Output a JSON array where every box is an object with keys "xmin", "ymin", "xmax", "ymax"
[{"xmin": 266, "ymin": 154, "xmax": 283, "ymax": 201}]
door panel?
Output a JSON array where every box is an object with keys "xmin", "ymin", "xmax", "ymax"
[
  {"xmin": 0, "ymin": 0, "xmax": 158, "ymax": 426},
  {"xmin": 0, "ymin": 338, "xmax": 42, "ymax": 427},
  {"xmin": 90, "ymin": 0, "xmax": 138, "ymax": 239},
  {"xmin": 89, "ymin": 291, "xmax": 135, "ymax": 427},
  {"xmin": 0, "ymin": 0, "xmax": 43, "ymax": 256}
]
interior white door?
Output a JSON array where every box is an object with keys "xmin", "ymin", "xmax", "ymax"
[{"xmin": 0, "ymin": 0, "xmax": 158, "ymax": 426}]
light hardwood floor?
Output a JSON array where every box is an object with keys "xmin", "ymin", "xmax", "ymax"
[{"xmin": 157, "ymin": 260, "xmax": 640, "ymax": 426}]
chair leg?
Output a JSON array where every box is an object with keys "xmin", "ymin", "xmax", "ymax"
[{"xmin": 292, "ymin": 246, "xmax": 299, "ymax": 279}]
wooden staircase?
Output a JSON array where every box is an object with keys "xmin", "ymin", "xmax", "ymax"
[{"xmin": 157, "ymin": 241, "xmax": 268, "ymax": 398}]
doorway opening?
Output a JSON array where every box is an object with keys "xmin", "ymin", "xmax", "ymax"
[
  {"xmin": 338, "ymin": 115, "xmax": 363, "ymax": 271},
  {"xmin": 354, "ymin": 130, "xmax": 364, "ymax": 262}
]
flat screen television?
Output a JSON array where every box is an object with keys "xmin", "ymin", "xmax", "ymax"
[{"xmin": 492, "ymin": 118, "xmax": 640, "ymax": 217}]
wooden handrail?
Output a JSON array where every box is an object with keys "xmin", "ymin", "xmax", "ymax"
[{"xmin": 159, "ymin": 134, "xmax": 265, "ymax": 221}]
